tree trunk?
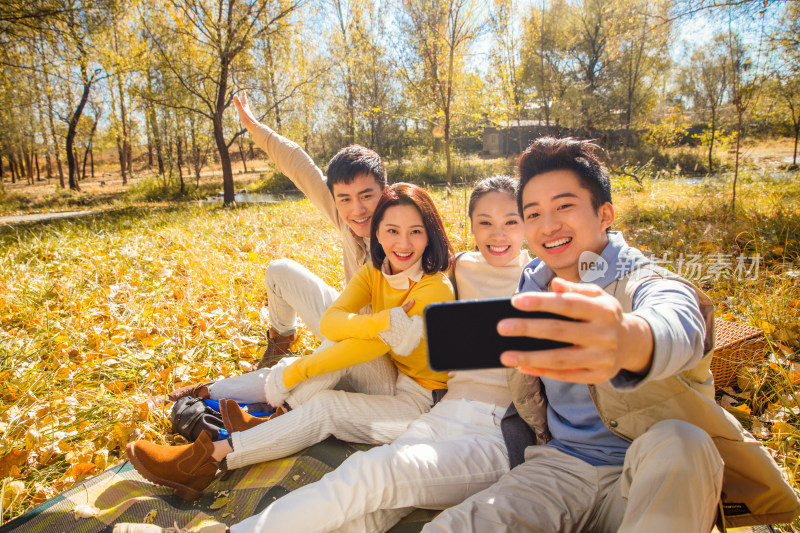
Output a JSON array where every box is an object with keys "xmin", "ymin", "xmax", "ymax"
[
  {"xmin": 29, "ymin": 143, "xmax": 36, "ymax": 183},
  {"xmin": 177, "ymin": 134, "xmax": 185, "ymax": 194},
  {"xmin": 118, "ymin": 74, "xmax": 130, "ymax": 185},
  {"xmin": 127, "ymin": 138, "xmax": 133, "ymax": 176},
  {"xmin": 78, "ymin": 149, "xmax": 84, "ymax": 181},
  {"xmin": 708, "ymin": 107, "xmax": 716, "ymax": 173},
  {"xmin": 82, "ymin": 117, "xmax": 98, "ymax": 181},
  {"xmin": 111, "ymin": 80, "xmax": 128, "ymax": 185},
  {"xmin": 15, "ymin": 151, "xmax": 25, "ymax": 184},
  {"xmin": 116, "ymin": 135, "xmax": 126, "ymax": 182},
  {"xmin": 265, "ymin": 37, "xmax": 282, "ymax": 129},
  {"xmin": 35, "ymin": 152, "xmax": 41, "ymax": 181},
  {"xmin": 66, "ymin": 65, "xmax": 93, "ymax": 191},
  {"xmin": 153, "ymin": 113, "xmax": 165, "ymax": 175},
  {"xmin": 50, "ymin": 113, "xmax": 64, "ymax": 187},
  {"xmin": 214, "ymin": 57, "xmax": 235, "ymax": 205},
  {"xmin": 444, "ymin": 120, "xmax": 452, "ymax": 186},
  {"xmin": 190, "ymin": 117, "xmax": 202, "ymax": 185},
  {"xmin": 346, "ymin": 70, "xmax": 356, "ymax": 145},
  {"xmin": 731, "ymin": 112, "xmax": 742, "ymax": 212},
  {"xmin": 44, "ymin": 150, "xmax": 53, "ymax": 180},
  {"xmin": 34, "ymin": 73, "xmax": 54, "ymax": 181},
  {"xmin": 146, "ymin": 73, "xmax": 165, "ymax": 175},
  {"xmin": 21, "ymin": 144, "xmax": 32, "ymax": 184},
  {"xmin": 164, "ymin": 114, "xmax": 172, "ymax": 164},
  {"xmin": 40, "ymin": 37, "xmax": 64, "ymax": 187},
  {"xmin": 237, "ymin": 135, "xmax": 248, "ymax": 173},
  {"xmin": 444, "ymin": 36, "xmax": 456, "ymax": 186},
  {"xmin": 82, "ymin": 143, "xmax": 90, "ymax": 180}
]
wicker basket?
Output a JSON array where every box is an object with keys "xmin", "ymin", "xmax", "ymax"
[{"xmin": 711, "ymin": 318, "xmax": 768, "ymax": 389}]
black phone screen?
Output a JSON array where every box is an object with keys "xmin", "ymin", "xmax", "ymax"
[{"xmin": 424, "ymin": 298, "xmax": 573, "ymax": 372}]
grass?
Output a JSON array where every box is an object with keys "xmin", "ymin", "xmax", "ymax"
[{"xmin": 0, "ymin": 169, "xmax": 799, "ymax": 528}]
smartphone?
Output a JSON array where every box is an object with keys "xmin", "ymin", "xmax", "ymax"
[{"xmin": 424, "ymin": 298, "xmax": 573, "ymax": 372}]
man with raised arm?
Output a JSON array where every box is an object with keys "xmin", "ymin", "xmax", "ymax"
[{"xmin": 234, "ymin": 91, "xmax": 387, "ymax": 368}]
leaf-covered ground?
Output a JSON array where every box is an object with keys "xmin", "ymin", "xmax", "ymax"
[{"xmin": 1, "ymin": 173, "xmax": 799, "ymax": 527}]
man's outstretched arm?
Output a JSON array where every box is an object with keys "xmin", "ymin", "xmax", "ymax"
[
  {"xmin": 497, "ymin": 277, "xmax": 704, "ymax": 386},
  {"xmin": 233, "ymin": 91, "xmax": 340, "ymax": 227}
]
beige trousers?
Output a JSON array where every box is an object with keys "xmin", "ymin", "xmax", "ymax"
[{"xmin": 423, "ymin": 419, "xmax": 724, "ymax": 533}]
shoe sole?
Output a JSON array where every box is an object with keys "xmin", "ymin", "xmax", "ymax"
[{"xmin": 126, "ymin": 442, "xmax": 205, "ymax": 501}]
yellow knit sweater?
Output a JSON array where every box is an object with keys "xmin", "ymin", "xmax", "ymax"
[{"xmin": 282, "ymin": 263, "xmax": 454, "ymax": 390}]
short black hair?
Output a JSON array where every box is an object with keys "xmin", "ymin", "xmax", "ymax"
[
  {"xmin": 468, "ymin": 175, "xmax": 518, "ymax": 220},
  {"xmin": 370, "ymin": 183, "xmax": 453, "ymax": 274},
  {"xmin": 517, "ymin": 137, "xmax": 611, "ymax": 213},
  {"xmin": 325, "ymin": 145, "xmax": 387, "ymax": 194}
]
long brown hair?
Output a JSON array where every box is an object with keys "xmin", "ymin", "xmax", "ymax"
[{"xmin": 370, "ymin": 183, "xmax": 453, "ymax": 274}]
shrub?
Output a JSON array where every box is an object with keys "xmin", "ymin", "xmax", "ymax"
[
  {"xmin": 124, "ymin": 173, "xmax": 210, "ymax": 202},
  {"xmin": 247, "ymin": 171, "xmax": 298, "ymax": 193},
  {"xmin": 388, "ymin": 156, "xmax": 512, "ymax": 186}
]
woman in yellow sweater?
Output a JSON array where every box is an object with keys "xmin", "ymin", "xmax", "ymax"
[{"xmin": 126, "ymin": 183, "xmax": 455, "ymax": 501}]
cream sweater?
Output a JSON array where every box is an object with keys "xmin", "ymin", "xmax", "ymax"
[{"xmin": 444, "ymin": 250, "xmax": 532, "ymax": 406}]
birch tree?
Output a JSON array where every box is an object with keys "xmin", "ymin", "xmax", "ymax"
[{"xmin": 397, "ymin": 0, "xmax": 483, "ymax": 185}]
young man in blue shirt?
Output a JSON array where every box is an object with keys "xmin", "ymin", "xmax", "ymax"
[{"xmin": 424, "ymin": 137, "xmax": 799, "ymax": 532}]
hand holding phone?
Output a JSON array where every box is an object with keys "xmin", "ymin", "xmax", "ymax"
[{"xmin": 424, "ymin": 298, "xmax": 573, "ymax": 372}]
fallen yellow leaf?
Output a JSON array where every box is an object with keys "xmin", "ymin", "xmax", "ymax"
[
  {"xmin": 142, "ymin": 335, "xmax": 168, "ymax": 348},
  {"xmin": 773, "ymin": 420, "xmax": 795, "ymax": 436},
  {"xmin": 210, "ymin": 495, "xmax": 230, "ymax": 509},
  {"xmin": 728, "ymin": 403, "xmax": 751, "ymax": 416}
]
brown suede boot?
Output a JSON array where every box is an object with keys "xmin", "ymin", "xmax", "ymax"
[
  {"xmin": 255, "ymin": 328, "xmax": 297, "ymax": 369},
  {"xmin": 166, "ymin": 382, "xmax": 213, "ymax": 403},
  {"xmin": 219, "ymin": 399, "xmax": 287, "ymax": 433},
  {"xmin": 126, "ymin": 431, "xmax": 219, "ymax": 501}
]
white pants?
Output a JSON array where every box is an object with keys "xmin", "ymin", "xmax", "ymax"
[
  {"xmin": 225, "ymin": 364, "xmax": 433, "ymax": 470},
  {"xmin": 231, "ymin": 398, "xmax": 510, "ymax": 533},
  {"xmin": 207, "ymin": 345, "xmax": 398, "ymax": 404},
  {"xmin": 423, "ymin": 419, "xmax": 724, "ymax": 533},
  {"xmin": 265, "ymin": 258, "xmax": 339, "ymax": 338}
]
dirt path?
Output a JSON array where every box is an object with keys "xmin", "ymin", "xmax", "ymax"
[{"xmin": 0, "ymin": 210, "xmax": 103, "ymax": 226}]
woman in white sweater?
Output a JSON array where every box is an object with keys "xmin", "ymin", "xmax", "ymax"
[{"xmin": 231, "ymin": 175, "xmax": 531, "ymax": 533}]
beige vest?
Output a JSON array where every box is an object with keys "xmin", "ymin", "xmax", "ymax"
[{"xmin": 508, "ymin": 264, "xmax": 800, "ymax": 527}]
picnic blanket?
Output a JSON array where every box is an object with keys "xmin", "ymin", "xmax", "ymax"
[{"xmin": 0, "ymin": 437, "xmax": 439, "ymax": 533}]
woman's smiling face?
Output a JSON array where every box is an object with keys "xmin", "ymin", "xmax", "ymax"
[
  {"xmin": 376, "ymin": 204, "xmax": 428, "ymax": 274},
  {"xmin": 471, "ymin": 191, "xmax": 525, "ymax": 267}
]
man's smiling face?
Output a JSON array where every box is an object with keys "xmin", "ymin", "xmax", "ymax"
[
  {"xmin": 521, "ymin": 169, "xmax": 614, "ymax": 282},
  {"xmin": 332, "ymin": 173, "xmax": 384, "ymax": 238}
]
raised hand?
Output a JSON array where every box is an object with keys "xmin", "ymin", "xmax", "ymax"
[{"xmin": 233, "ymin": 90, "xmax": 258, "ymax": 132}]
